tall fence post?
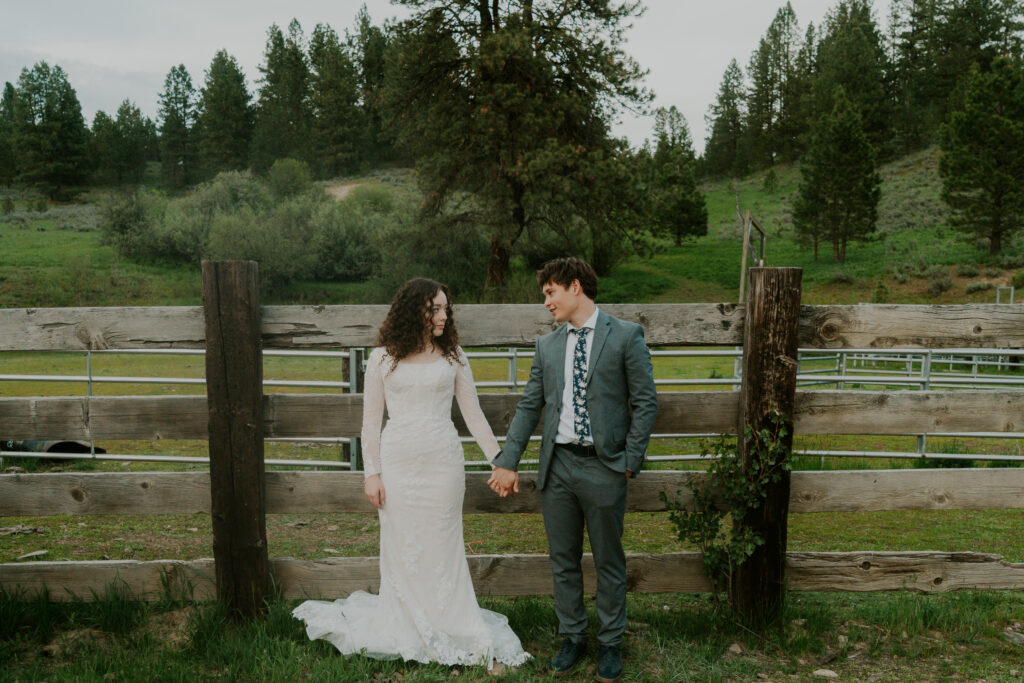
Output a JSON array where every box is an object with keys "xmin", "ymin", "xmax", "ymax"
[
  {"xmin": 731, "ymin": 267, "xmax": 802, "ymax": 624},
  {"xmin": 202, "ymin": 260, "xmax": 268, "ymax": 619}
]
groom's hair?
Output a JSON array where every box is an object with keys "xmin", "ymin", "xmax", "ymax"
[{"xmin": 537, "ymin": 257, "xmax": 598, "ymax": 300}]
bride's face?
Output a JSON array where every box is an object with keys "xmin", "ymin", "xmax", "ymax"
[{"xmin": 427, "ymin": 289, "xmax": 449, "ymax": 338}]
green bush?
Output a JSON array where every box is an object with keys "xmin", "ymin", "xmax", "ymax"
[
  {"xmin": 265, "ymin": 158, "xmax": 313, "ymax": 200},
  {"xmin": 926, "ymin": 275, "xmax": 953, "ymax": 297},
  {"xmin": 310, "ymin": 198, "xmax": 388, "ymax": 282},
  {"xmin": 1, "ymin": 197, "xmax": 13, "ymax": 214},
  {"xmin": 99, "ymin": 190, "xmax": 169, "ymax": 259},
  {"xmin": 871, "ymin": 279, "xmax": 890, "ymax": 303},
  {"xmin": 998, "ymin": 252, "xmax": 1024, "ymax": 269},
  {"xmin": 956, "ymin": 263, "xmax": 979, "ymax": 277},
  {"xmin": 33, "ymin": 198, "xmax": 47, "ymax": 213},
  {"xmin": 1012, "ymin": 271, "xmax": 1024, "ymax": 289},
  {"xmin": 831, "ymin": 269, "xmax": 854, "ymax": 284},
  {"xmin": 965, "ymin": 281, "xmax": 994, "ymax": 294},
  {"xmin": 922, "ymin": 264, "xmax": 947, "ymax": 279}
]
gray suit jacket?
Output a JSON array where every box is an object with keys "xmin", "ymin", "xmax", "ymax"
[{"xmin": 492, "ymin": 310, "xmax": 658, "ymax": 490}]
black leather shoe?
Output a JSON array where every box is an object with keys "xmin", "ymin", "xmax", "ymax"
[
  {"xmin": 595, "ymin": 644, "xmax": 622, "ymax": 683},
  {"xmin": 549, "ymin": 637, "xmax": 586, "ymax": 675}
]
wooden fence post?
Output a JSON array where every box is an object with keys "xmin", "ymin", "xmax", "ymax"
[
  {"xmin": 202, "ymin": 260, "xmax": 268, "ymax": 619},
  {"xmin": 731, "ymin": 267, "xmax": 802, "ymax": 624}
]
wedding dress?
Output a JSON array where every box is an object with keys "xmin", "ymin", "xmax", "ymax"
[{"xmin": 292, "ymin": 347, "xmax": 531, "ymax": 667}]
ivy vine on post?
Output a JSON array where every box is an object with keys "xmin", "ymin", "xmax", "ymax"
[{"xmin": 660, "ymin": 410, "xmax": 792, "ymax": 610}]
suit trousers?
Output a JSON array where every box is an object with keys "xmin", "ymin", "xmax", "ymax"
[{"xmin": 542, "ymin": 444, "xmax": 628, "ymax": 646}]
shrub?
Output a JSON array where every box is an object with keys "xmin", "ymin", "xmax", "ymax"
[
  {"xmin": 956, "ymin": 263, "xmax": 979, "ymax": 277},
  {"xmin": 983, "ymin": 267, "xmax": 1002, "ymax": 278},
  {"xmin": 1, "ymin": 197, "xmax": 13, "ymax": 214},
  {"xmin": 368, "ymin": 217, "xmax": 491, "ymax": 300},
  {"xmin": 965, "ymin": 281, "xmax": 994, "ymax": 294},
  {"xmin": 100, "ymin": 190, "xmax": 168, "ymax": 259},
  {"xmin": 871, "ymin": 279, "xmax": 890, "ymax": 303},
  {"xmin": 762, "ymin": 168, "xmax": 777, "ymax": 193},
  {"xmin": 926, "ymin": 275, "xmax": 953, "ymax": 297},
  {"xmin": 310, "ymin": 200, "xmax": 387, "ymax": 282},
  {"xmin": 33, "ymin": 198, "xmax": 47, "ymax": 212},
  {"xmin": 998, "ymin": 252, "xmax": 1024, "ymax": 269},
  {"xmin": 922, "ymin": 264, "xmax": 947, "ymax": 279},
  {"xmin": 831, "ymin": 269, "xmax": 854, "ymax": 284},
  {"xmin": 265, "ymin": 158, "xmax": 313, "ymax": 200}
]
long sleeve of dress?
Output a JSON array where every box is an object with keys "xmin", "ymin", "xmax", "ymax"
[
  {"xmin": 454, "ymin": 348, "xmax": 501, "ymax": 463},
  {"xmin": 360, "ymin": 347, "xmax": 386, "ymax": 478}
]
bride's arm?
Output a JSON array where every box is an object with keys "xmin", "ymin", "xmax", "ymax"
[
  {"xmin": 454, "ymin": 348, "xmax": 501, "ymax": 463},
  {"xmin": 360, "ymin": 348, "xmax": 385, "ymax": 478}
]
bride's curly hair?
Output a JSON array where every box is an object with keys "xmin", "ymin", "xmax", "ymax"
[{"xmin": 377, "ymin": 278, "xmax": 461, "ymax": 370}]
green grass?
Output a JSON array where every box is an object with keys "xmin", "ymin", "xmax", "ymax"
[
  {"xmin": 2, "ymin": 585, "xmax": 1023, "ymax": 681},
  {"xmin": 4, "ymin": 147, "xmax": 1022, "ymax": 308}
]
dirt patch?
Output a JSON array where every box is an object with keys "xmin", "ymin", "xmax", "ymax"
[
  {"xmin": 324, "ymin": 182, "xmax": 364, "ymax": 201},
  {"xmin": 148, "ymin": 606, "xmax": 197, "ymax": 647}
]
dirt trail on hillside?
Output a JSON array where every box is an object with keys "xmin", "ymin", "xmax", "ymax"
[{"xmin": 325, "ymin": 182, "xmax": 364, "ymax": 200}]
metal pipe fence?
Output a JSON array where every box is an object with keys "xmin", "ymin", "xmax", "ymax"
[{"xmin": 2, "ymin": 345, "xmax": 1022, "ymax": 469}]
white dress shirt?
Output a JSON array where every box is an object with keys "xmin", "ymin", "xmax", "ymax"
[{"xmin": 555, "ymin": 307, "xmax": 600, "ymax": 445}]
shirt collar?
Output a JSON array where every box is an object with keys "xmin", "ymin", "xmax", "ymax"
[{"xmin": 568, "ymin": 307, "xmax": 600, "ymax": 334}]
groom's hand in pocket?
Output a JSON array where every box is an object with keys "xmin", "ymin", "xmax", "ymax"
[
  {"xmin": 364, "ymin": 474, "xmax": 385, "ymax": 509},
  {"xmin": 488, "ymin": 466, "xmax": 519, "ymax": 498}
]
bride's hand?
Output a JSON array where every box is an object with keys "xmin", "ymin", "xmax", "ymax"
[{"xmin": 364, "ymin": 474, "xmax": 385, "ymax": 509}]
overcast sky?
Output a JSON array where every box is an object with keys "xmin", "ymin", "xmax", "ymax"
[{"xmin": 0, "ymin": 0, "xmax": 893, "ymax": 154}]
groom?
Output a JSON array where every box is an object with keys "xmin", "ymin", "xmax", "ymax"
[{"xmin": 488, "ymin": 257, "xmax": 658, "ymax": 682}]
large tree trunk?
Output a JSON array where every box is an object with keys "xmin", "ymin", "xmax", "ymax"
[{"xmin": 484, "ymin": 237, "xmax": 511, "ymax": 292}]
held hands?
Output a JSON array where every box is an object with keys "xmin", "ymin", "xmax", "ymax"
[
  {"xmin": 487, "ymin": 466, "xmax": 519, "ymax": 498},
  {"xmin": 364, "ymin": 474, "xmax": 385, "ymax": 509}
]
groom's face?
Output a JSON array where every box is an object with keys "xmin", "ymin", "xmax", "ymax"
[{"xmin": 542, "ymin": 280, "xmax": 579, "ymax": 323}]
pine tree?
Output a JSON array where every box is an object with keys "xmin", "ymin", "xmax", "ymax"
[
  {"xmin": 704, "ymin": 60, "xmax": 747, "ymax": 178},
  {"xmin": 196, "ymin": 50, "xmax": 252, "ymax": 178},
  {"xmin": 815, "ymin": 0, "xmax": 893, "ymax": 152},
  {"xmin": 384, "ymin": 0, "xmax": 649, "ymax": 290},
  {"xmin": 348, "ymin": 5, "xmax": 392, "ymax": 163},
  {"xmin": 794, "ymin": 87, "xmax": 881, "ymax": 261},
  {"xmin": 744, "ymin": 3, "xmax": 805, "ymax": 168},
  {"xmin": 113, "ymin": 100, "xmax": 150, "ymax": 184},
  {"xmin": 158, "ymin": 64, "xmax": 197, "ymax": 189},
  {"xmin": 12, "ymin": 62, "xmax": 90, "ymax": 198},
  {"xmin": 309, "ymin": 23, "xmax": 363, "ymax": 176},
  {"xmin": 0, "ymin": 82, "xmax": 18, "ymax": 186},
  {"xmin": 251, "ymin": 20, "xmax": 313, "ymax": 171},
  {"xmin": 649, "ymin": 107, "xmax": 707, "ymax": 246},
  {"xmin": 940, "ymin": 57, "xmax": 1024, "ymax": 254}
]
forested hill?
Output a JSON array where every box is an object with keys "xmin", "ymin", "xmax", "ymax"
[{"xmin": 1, "ymin": 0, "xmax": 1023, "ymax": 305}]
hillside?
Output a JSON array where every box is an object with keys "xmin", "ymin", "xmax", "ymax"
[{"xmin": 1, "ymin": 148, "xmax": 1021, "ymax": 308}]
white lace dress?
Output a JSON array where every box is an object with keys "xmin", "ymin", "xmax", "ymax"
[{"xmin": 292, "ymin": 347, "xmax": 531, "ymax": 667}]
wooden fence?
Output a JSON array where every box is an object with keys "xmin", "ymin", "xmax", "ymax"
[{"xmin": 2, "ymin": 263, "xmax": 1024, "ymax": 613}]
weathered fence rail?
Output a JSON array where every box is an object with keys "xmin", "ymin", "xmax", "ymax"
[{"xmin": 2, "ymin": 264, "xmax": 1023, "ymax": 615}]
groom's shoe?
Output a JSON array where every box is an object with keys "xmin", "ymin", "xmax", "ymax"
[
  {"xmin": 549, "ymin": 637, "xmax": 586, "ymax": 675},
  {"xmin": 595, "ymin": 644, "xmax": 622, "ymax": 683}
]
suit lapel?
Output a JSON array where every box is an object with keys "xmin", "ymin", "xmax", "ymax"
[
  {"xmin": 586, "ymin": 311, "xmax": 611, "ymax": 385},
  {"xmin": 552, "ymin": 324, "xmax": 568, "ymax": 399}
]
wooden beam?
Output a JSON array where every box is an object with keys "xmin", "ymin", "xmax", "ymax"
[
  {"xmin": 4, "ymin": 469, "xmax": 1022, "ymax": 518},
  {"xmin": 733, "ymin": 267, "xmax": 802, "ymax": 622},
  {"xmin": 202, "ymin": 260, "xmax": 268, "ymax": 618},
  {"xmin": 787, "ymin": 551, "xmax": 1024, "ymax": 592},
  {"xmin": 3, "ymin": 551, "xmax": 1021, "ymax": 602},
  {"xmin": 4, "ymin": 389, "xmax": 1018, "ymax": 442},
  {"xmin": 4, "ymin": 303, "xmax": 1022, "ymax": 352}
]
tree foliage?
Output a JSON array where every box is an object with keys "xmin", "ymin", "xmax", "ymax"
[
  {"xmin": 384, "ymin": 0, "xmax": 650, "ymax": 290},
  {"xmin": 251, "ymin": 20, "xmax": 313, "ymax": 171},
  {"xmin": 197, "ymin": 50, "xmax": 252, "ymax": 178},
  {"xmin": 649, "ymin": 107, "xmax": 707, "ymax": 246},
  {"xmin": 309, "ymin": 23, "xmax": 363, "ymax": 175},
  {"xmin": 704, "ymin": 60, "xmax": 747, "ymax": 178},
  {"xmin": 940, "ymin": 57, "xmax": 1024, "ymax": 254},
  {"xmin": 794, "ymin": 88, "xmax": 881, "ymax": 261},
  {"xmin": 11, "ymin": 62, "xmax": 90, "ymax": 198},
  {"xmin": 158, "ymin": 65, "xmax": 198, "ymax": 189},
  {"xmin": 0, "ymin": 82, "xmax": 19, "ymax": 186}
]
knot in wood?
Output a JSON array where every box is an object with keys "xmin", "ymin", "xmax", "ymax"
[{"xmin": 70, "ymin": 488, "xmax": 85, "ymax": 502}]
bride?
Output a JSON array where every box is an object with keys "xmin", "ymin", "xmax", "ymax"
[{"xmin": 292, "ymin": 278, "xmax": 531, "ymax": 669}]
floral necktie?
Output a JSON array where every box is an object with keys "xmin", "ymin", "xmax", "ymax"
[{"xmin": 570, "ymin": 327, "xmax": 591, "ymax": 443}]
